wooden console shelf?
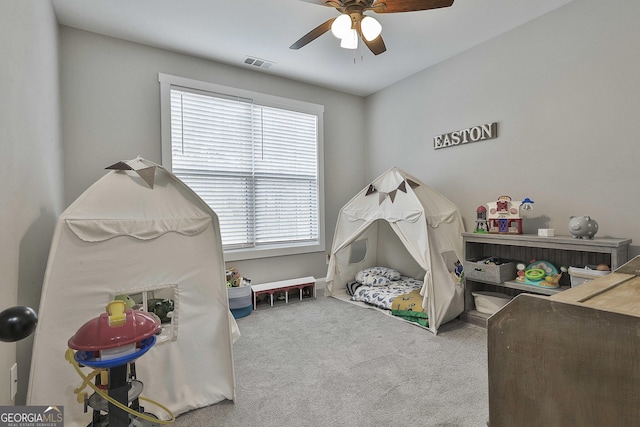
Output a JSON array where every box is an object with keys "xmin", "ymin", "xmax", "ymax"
[
  {"xmin": 487, "ymin": 257, "xmax": 640, "ymax": 426},
  {"xmin": 462, "ymin": 232, "xmax": 631, "ymax": 328}
]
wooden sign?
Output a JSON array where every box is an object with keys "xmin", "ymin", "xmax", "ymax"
[{"xmin": 434, "ymin": 122, "xmax": 498, "ymax": 150}]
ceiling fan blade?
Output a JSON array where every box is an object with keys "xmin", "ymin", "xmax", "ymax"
[
  {"xmin": 374, "ymin": 0, "xmax": 454, "ymax": 13},
  {"xmin": 290, "ymin": 18, "xmax": 336, "ymax": 50},
  {"xmin": 298, "ymin": 0, "xmax": 342, "ymax": 8},
  {"xmin": 356, "ymin": 22, "xmax": 386, "ymax": 55}
]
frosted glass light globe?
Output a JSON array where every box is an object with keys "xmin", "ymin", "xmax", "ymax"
[
  {"xmin": 361, "ymin": 16, "xmax": 382, "ymax": 41},
  {"xmin": 340, "ymin": 28, "xmax": 358, "ymax": 49},
  {"xmin": 331, "ymin": 14, "xmax": 352, "ymax": 39}
]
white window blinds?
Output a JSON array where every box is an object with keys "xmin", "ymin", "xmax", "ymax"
[{"xmin": 168, "ymin": 86, "xmax": 321, "ymax": 253}]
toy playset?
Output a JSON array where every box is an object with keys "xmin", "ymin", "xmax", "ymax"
[
  {"xmin": 474, "ymin": 196, "xmax": 534, "ymax": 234},
  {"xmin": 66, "ymin": 300, "xmax": 174, "ymax": 427},
  {"xmin": 515, "ymin": 260, "xmax": 562, "ymax": 289}
]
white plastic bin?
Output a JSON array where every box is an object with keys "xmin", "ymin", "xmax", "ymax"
[
  {"xmin": 472, "ymin": 291, "xmax": 511, "ymax": 315},
  {"xmin": 568, "ymin": 265, "xmax": 610, "ymax": 287}
]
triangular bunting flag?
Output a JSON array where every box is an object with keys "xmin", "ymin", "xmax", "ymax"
[
  {"xmin": 105, "ymin": 160, "xmax": 156, "ymax": 188},
  {"xmin": 397, "ymin": 181, "xmax": 407, "ymax": 193},
  {"xmin": 105, "ymin": 161, "xmax": 133, "ymax": 171},
  {"xmin": 365, "ymin": 184, "xmax": 377, "ymax": 196},
  {"xmin": 406, "ymin": 179, "xmax": 419, "ymax": 189},
  {"xmin": 135, "ymin": 166, "xmax": 157, "ymax": 188},
  {"xmin": 389, "ymin": 189, "xmax": 397, "ymax": 203},
  {"xmin": 378, "ymin": 192, "xmax": 387, "ymax": 205}
]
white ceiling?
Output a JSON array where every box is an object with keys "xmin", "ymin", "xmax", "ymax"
[{"xmin": 51, "ymin": 0, "xmax": 575, "ymax": 97}]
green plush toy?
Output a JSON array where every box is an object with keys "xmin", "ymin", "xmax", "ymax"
[{"xmin": 114, "ymin": 294, "xmax": 136, "ymax": 309}]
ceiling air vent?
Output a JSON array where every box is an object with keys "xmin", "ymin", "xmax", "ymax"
[{"xmin": 243, "ymin": 56, "xmax": 274, "ymax": 69}]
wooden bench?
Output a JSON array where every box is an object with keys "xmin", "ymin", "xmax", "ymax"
[{"xmin": 251, "ymin": 276, "xmax": 316, "ymax": 309}]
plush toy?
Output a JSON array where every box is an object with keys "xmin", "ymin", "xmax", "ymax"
[
  {"xmin": 115, "ymin": 294, "xmax": 136, "ymax": 309},
  {"xmin": 147, "ymin": 298, "xmax": 174, "ymax": 323},
  {"xmin": 226, "ymin": 267, "xmax": 244, "ymax": 287}
]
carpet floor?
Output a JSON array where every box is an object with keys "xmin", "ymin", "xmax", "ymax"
[{"xmin": 172, "ymin": 293, "xmax": 488, "ymax": 427}]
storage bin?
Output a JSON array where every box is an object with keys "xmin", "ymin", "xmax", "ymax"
[
  {"xmin": 228, "ymin": 286, "xmax": 252, "ymax": 318},
  {"xmin": 569, "ymin": 265, "xmax": 610, "ymax": 287},
  {"xmin": 472, "ymin": 291, "xmax": 512, "ymax": 315},
  {"xmin": 464, "ymin": 258, "xmax": 517, "ymax": 284},
  {"xmin": 230, "ymin": 305, "xmax": 252, "ymax": 318}
]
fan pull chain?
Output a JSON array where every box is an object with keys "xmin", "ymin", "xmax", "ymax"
[{"xmin": 353, "ymin": 43, "xmax": 365, "ymax": 64}]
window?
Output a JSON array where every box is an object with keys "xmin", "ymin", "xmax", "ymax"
[
  {"xmin": 349, "ymin": 239, "xmax": 368, "ymax": 264},
  {"xmin": 159, "ymin": 74, "xmax": 325, "ymax": 261}
]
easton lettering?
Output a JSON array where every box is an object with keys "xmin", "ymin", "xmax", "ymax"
[{"xmin": 433, "ymin": 122, "xmax": 498, "ymax": 150}]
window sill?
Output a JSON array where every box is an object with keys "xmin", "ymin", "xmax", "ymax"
[{"xmin": 224, "ymin": 242, "xmax": 325, "ymax": 261}]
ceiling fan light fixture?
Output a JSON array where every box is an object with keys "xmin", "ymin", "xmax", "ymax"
[
  {"xmin": 331, "ymin": 14, "xmax": 352, "ymax": 39},
  {"xmin": 361, "ymin": 16, "xmax": 382, "ymax": 41},
  {"xmin": 340, "ymin": 28, "xmax": 358, "ymax": 49},
  {"xmin": 290, "ymin": 0, "xmax": 454, "ymax": 55}
]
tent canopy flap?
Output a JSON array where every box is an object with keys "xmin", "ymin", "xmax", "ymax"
[
  {"xmin": 343, "ymin": 209, "xmax": 423, "ymax": 223},
  {"xmin": 66, "ymin": 217, "xmax": 211, "ymax": 242}
]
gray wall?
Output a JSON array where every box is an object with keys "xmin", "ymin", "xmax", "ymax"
[
  {"xmin": 365, "ymin": 0, "xmax": 640, "ymax": 257},
  {"xmin": 59, "ymin": 27, "xmax": 367, "ymax": 284},
  {"xmin": 0, "ymin": 1, "xmax": 63, "ymax": 405}
]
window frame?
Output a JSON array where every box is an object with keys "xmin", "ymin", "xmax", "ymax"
[{"xmin": 159, "ymin": 73, "xmax": 325, "ymax": 261}]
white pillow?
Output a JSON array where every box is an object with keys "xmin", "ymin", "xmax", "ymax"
[
  {"xmin": 355, "ymin": 270, "xmax": 392, "ymax": 286},
  {"xmin": 359, "ymin": 266, "xmax": 402, "ymax": 281}
]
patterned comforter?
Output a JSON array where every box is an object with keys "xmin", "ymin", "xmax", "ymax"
[{"xmin": 350, "ymin": 276, "xmax": 423, "ymax": 310}]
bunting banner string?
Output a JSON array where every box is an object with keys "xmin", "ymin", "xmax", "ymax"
[{"xmin": 365, "ymin": 179, "xmax": 420, "ymax": 205}]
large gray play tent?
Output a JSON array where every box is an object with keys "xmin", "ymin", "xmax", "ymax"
[
  {"xmin": 27, "ymin": 158, "xmax": 238, "ymax": 426},
  {"xmin": 326, "ymin": 167, "xmax": 465, "ymax": 333}
]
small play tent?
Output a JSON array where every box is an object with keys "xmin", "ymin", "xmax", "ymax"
[
  {"xmin": 27, "ymin": 158, "xmax": 238, "ymax": 426},
  {"xmin": 326, "ymin": 167, "xmax": 465, "ymax": 334}
]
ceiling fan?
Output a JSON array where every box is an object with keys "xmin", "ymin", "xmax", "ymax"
[{"xmin": 290, "ymin": 0, "xmax": 454, "ymax": 55}]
